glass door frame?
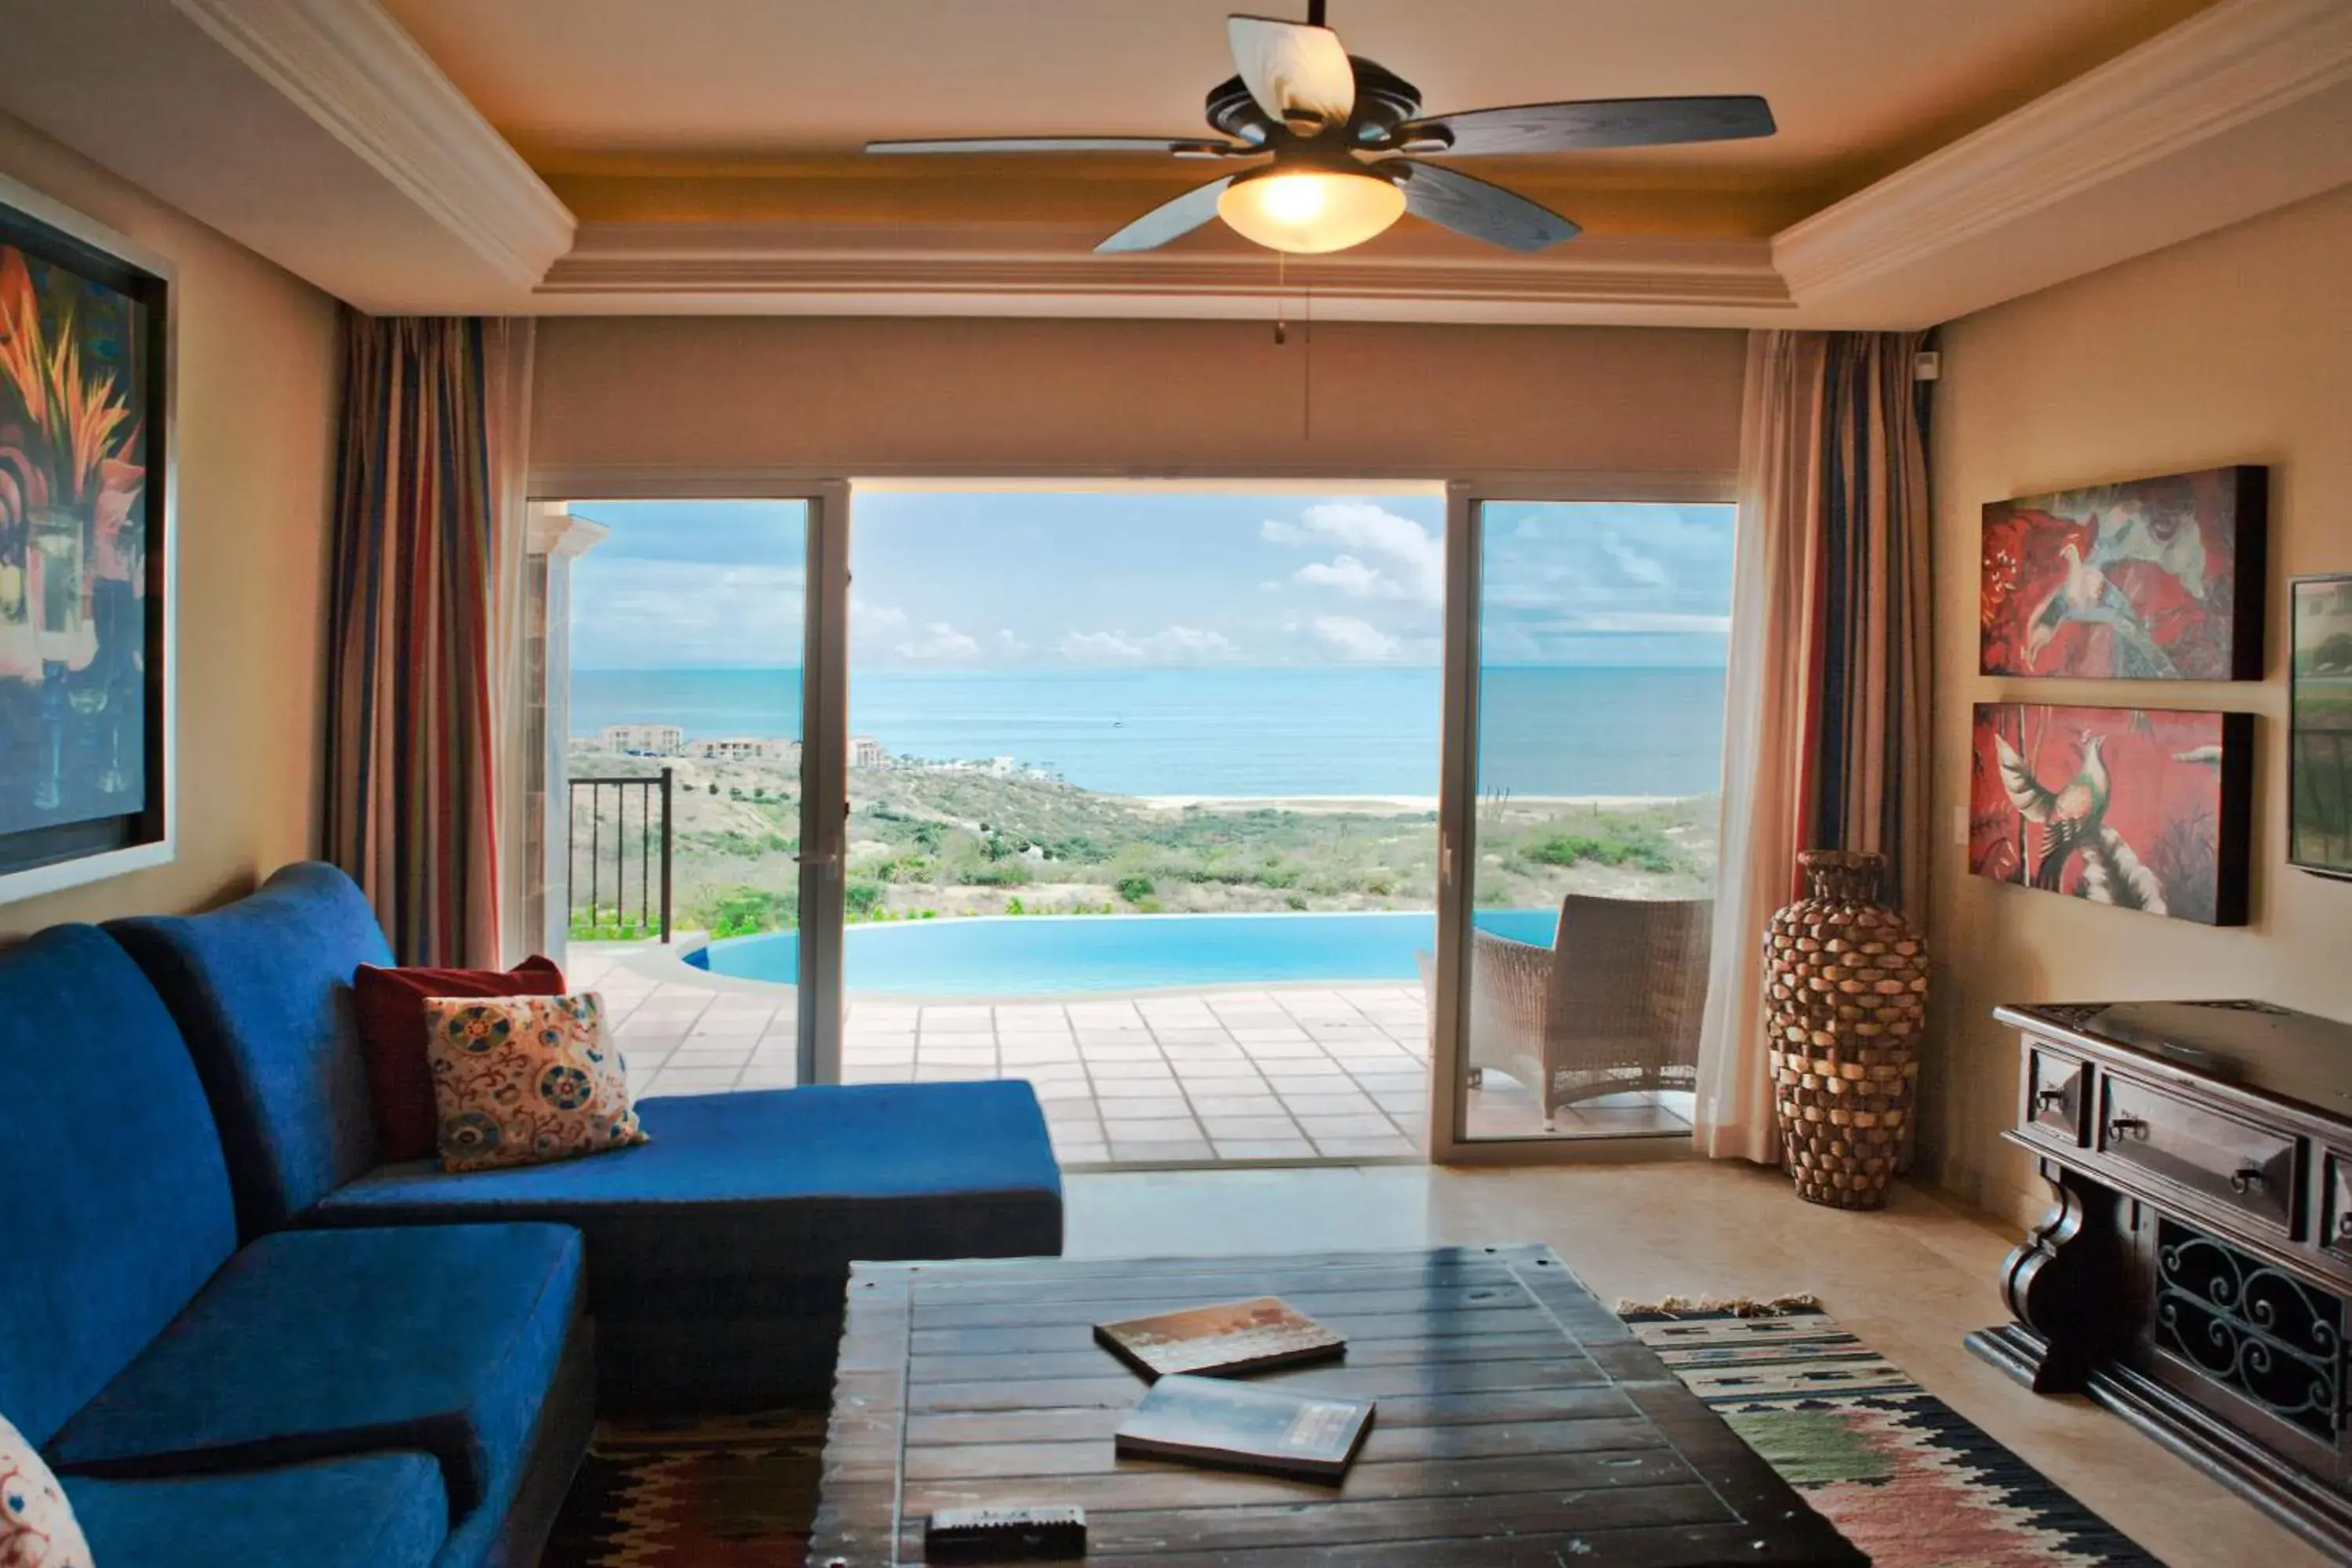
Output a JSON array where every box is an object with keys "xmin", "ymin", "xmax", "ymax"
[{"xmin": 1427, "ymin": 475, "xmax": 1737, "ymax": 1166}]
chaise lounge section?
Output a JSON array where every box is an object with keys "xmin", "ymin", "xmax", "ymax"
[{"xmin": 107, "ymin": 860, "xmax": 1065, "ymax": 1408}]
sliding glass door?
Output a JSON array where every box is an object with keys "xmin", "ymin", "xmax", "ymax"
[{"xmin": 1432, "ymin": 486, "xmax": 1735, "ymax": 1153}]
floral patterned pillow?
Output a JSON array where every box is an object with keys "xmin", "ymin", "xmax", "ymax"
[
  {"xmin": 2, "ymin": 1413, "xmax": 93, "ymax": 1568},
  {"xmin": 423, "ymin": 992, "xmax": 648, "ymax": 1172}
]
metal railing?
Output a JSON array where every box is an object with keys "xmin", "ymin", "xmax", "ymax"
[{"xmin": 568, "ymin": 768, "xmax": 673, "ymax": 942}]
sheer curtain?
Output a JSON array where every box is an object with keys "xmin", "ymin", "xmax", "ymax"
[
  {"xmin": 325, "ymin": 316, "xmax": 534, "ymax": 967},
  {"xmin": 1693, "ymin": 330, "xmax": 1932, "ymax": 1163}
]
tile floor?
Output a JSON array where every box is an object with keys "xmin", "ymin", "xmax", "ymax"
[{"xmin": 568, "ymin": 942, "xmax": 1693, "ymax": 1166}]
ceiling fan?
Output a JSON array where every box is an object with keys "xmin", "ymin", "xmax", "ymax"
[{"xmin": 865, "ymin": 1, "xmax": 1774, "ymax": 256}]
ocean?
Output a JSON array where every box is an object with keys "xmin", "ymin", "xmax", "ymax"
[{"xmin": 568, "ymin": 666, "xmax": 1726, "ymax": 799}]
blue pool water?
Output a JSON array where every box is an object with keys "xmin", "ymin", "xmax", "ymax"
[{"xmin": 686, "ymin": 909, "xmax": 1559, "ymax": 995}]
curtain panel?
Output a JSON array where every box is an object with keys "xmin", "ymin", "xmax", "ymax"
[
  {"xmin": 1692, "ymin": 329, "xmax": 1933, "ymax": 1163},
  {"xmin": 325, "ymin": 315, "xmax": 532, "ymax": 967}
]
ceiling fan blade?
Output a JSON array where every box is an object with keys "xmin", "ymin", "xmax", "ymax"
[
  {"xmin": 1392, "ymin": 162, "xmax": 1578, "ymax": 252},
  {"xmin": 1228, "ymin": 16, "xmax": 1355, "ymax": 136},
  {"xmin": 1399, "ymin": 96, "xmax": 1776, "ymax": 156},
  {"xmin": 867, "ymin": 136, "xmax": 1245, "ymax": 158},
  {"xmin": 1096, "ymin": 176, "xmax": 1236, "ymax": 253}
]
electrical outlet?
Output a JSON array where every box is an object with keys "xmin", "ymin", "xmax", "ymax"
[{"xmin": 1951, "ymin": 804, "xmax": 1969, "ymax": 846}]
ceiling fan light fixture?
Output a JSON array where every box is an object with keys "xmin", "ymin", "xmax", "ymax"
[{"xmin": 1215, "ymin": 166, "xmax": 1404, "ymax": 254}]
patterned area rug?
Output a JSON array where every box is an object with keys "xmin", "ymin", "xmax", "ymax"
[
  {"xmin": 539, "ymin": 1409, "xmax": 824, "ymax": 1566},
  {"xmin": 1622, "ymin": 1305, "xmax": 2163, "ymax": 1567},
  {"xmin": 539, "ymin": 1308, "xmax": 2160, "ymax": 1566}
]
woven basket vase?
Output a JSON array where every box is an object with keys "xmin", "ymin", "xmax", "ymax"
[{"xmin": 1765, "ymin": 849, "xmax": 1927, "ymax": 1210}]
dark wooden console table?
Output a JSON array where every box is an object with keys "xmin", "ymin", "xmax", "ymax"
[{"xmin": 1969, "ymin": 999, "xmax": 2352, "ymax": 1555}]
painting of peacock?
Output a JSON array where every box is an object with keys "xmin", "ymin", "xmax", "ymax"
[{"xmin": 1991, "ymin": 728, "xmax": 2169, "ymax": 913}]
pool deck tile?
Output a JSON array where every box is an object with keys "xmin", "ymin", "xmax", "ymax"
[{"xmin": 571, "ymin": 944, "xmax": 1693, "ymax": 1168}]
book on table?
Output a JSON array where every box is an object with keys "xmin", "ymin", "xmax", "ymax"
[
  {"xmin": 1115, "ymin": 1374, "xmax": 1375, "ymax": 1482},
  {"xmin": 1091, "ymin": 1295, "xmax": 1344, "ymax": 1379}
]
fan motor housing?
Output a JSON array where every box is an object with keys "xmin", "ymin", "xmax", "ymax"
[{"xmin": 1205, "ymin": 58, "xmax": 1422, "ymax": 149}]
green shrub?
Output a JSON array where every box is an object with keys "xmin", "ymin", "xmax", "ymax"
[
  {"xmin": 960, "ymin": 862, "xmax": 1029, "ymax": 887},
  {"xmin": 844, "ymin": 882, "xmax": 882, "ymax": 917},
  {"xmin": 1529, "ymin": 829, "xmax": 1682, "ymax": 876},
  {"xmin": 1115, "ymin": 873, "xmax": 1156, "ymax": 904}
]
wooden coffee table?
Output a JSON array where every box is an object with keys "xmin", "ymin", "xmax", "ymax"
[{"xmin": 812, "ymin": 1244, "xmax": 1864, "ymax": 1566}]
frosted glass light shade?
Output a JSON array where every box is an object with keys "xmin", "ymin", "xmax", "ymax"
[{"xmin": 1217, "ymin": 169, "xmax": 1406, "ymax": 254}]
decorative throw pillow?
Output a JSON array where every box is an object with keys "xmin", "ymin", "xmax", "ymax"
[
  {"xmin": 423, "ymin": 991, "xmax": 647, "ymax": 1172},
  {"xmin": 355, "ymin": 956, "xmax": 567, "ymax": 1160},
  {"xmin": 2, "ymin": 1414, "xmax": 93, "ymax": 1568}
]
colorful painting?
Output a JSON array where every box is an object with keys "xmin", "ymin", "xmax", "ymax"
[
  {"xmin": 2292, "ymin": 575, "xmax": 2352, "ymax": 879},
  {"xmin": 1980, "ymin": 467, "xmax": 2265, "ymax": 681},
  {"xmin": 1969, "ymin": 703, "xmax": 2250, "ymax": 926},
  {"xmin": 0, "ymin": 194, "xmax": 165, "ymax": 880}
]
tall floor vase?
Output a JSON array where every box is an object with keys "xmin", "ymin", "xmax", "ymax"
[{"xmin": 1765, "ymin": 850, "xmax": 1926, "ymax": 1210}]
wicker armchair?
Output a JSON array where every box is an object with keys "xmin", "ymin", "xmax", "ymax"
[{"xmin": 1465, "ymin": 895, "xmax": 1711, "ymax": 1125}]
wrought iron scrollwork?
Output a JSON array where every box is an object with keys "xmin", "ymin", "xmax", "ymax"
[{"xmin": 2155, "ymin": 1219, "xmax": 2347, "ymax": 1439}]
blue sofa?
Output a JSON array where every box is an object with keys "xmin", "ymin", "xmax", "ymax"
[
  {"xmin": 106, "ymin": 861, "xmax": 1065, "ymax": 1409},
  {"xmin": 0, "ymin": 924, "xmax": 594, "ymax": 1568}
]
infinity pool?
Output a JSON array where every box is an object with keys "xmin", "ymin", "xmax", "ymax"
[{"xmin": 686, "ymin": 909, "xmax": 1559, "ymax": 995}]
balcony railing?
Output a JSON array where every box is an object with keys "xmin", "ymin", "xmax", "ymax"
[{"xmin": 568, "ymin": 768, "xmax": 673, "ymax": 942}]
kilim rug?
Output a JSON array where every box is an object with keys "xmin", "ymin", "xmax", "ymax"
[
  {"xmin": 1621, "ymin": 1302, "xmax": 2164, "ymax": 1567},
  {"xmin": 539, "ymin": 1408, "xmax": 825, "ymax": 1566}
]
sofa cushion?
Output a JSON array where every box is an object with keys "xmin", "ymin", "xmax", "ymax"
[
  {"xmin": 357, "ymin": 955, "xmax": 567, "ymax": 1162},
  {"xmin": 0, "ymin": 926, "xmax": 237, "ymax": 1448},
  {"xmin": 70, "ymin": 1454, "xmax": 447, "ymax": 1568},
  {"xmin": 107, "ymin": 862, "xmax": 395, "ymax": 1236},
  {"xmin": 308, "ymin": 1082, "xmax": 1063, "ymax": 1292},
  {"xmin": 48, "ymin": 1224, "xmax": 581, "ymax": 1520},
  {"xmin": 426, "ymin": 992, "xmax": 646, "ymax": 1171}
]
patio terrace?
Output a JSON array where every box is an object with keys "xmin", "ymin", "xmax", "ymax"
[{"xmin": 568, "ymin": 944, "xmax": 1693, "ymax": 1166}]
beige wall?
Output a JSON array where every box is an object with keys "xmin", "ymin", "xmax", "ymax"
[
  {"xmin": 1923, "ymin": 183, "xmax": 2352, "ymax": 1227},
  {"xmin": 0, "ymin": 112, "xmax": 338, "ymax": 935},
  {"xmin": 530, "ymin": 315, "xmax": 1744, "ymax": 486}
]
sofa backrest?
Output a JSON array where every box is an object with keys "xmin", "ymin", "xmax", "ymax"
[
  {"xmin": 0, "ymin": 925, "xmax": 238, "ymax": 1446},
  {"xmin": 107, "ymin": 862, "xmax": 395, "ymax": 1237}
]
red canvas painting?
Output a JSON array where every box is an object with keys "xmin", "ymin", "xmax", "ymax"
[
  {"xmin": 1969, "ymin": 704, "xmax": 2250, "ymax": 926},
  {"xmin": 1980, "ymin": 467, "xmax": 2265, "ymax": 681}
]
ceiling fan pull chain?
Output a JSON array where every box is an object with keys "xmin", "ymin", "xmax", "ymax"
[{"xmin": 1275, "ymin": 249, "xmax": 1288, "ymax": 346}]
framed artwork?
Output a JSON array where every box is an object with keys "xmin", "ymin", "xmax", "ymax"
[
  {"xmin": 2291, "ymin": 575, "xmax": 2352, "ymax": 880},
  {"xmin": 1969, "ymin": 702, "xmax": 2252, "ymax": 926},
  {"xmin": 0, "ymin": 175, "xmax": 172, "ymax": 898},
  {"xmin": 1980, "ymin": 466, "xmax": 2266, "ymax": 681}
]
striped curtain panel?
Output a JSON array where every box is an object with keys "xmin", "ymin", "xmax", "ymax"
[
  {"xmin": 1692, "ymin": 329, "xmax": 1933, "ymax": 1163},
  {"xmin": 325, "ymin": 315, "xmax": 510, "ymax": 967}
]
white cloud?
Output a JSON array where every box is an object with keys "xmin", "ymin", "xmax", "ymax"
[
  {"xmin": 990, "ymin": 629, "xmax": 1030, "ymax": 656},
  {"xmin": 852, "ymin": 596, "xmax": 909, "ymax": 630},
  {"xmin": 895, "ymin": 621, "xmax": 982, "ymax": 661},
  {"xmin": 1264, "ymin": 502, "xmax": 1444, "ymax": 608},
  {"xmin": 1555, "ymin": 612, "xmax": 1731, "ymax": 634},
  {"xmin": 1602, "ymin": 535, "xmax": 1672, "ymax": 589},
  {"xmin": 1060, "ymin": 625, "xmax": 1236, "ymax": 664},
  {"xmin": 572, "ymin": 560, "xmax": 805, "ymax": 666},
  {"xmin": 1309, "ymin": 615, "xmax": 1401, "ymax": 662}
]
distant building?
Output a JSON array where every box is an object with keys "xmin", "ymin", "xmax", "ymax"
[
  {"xmin": 850, "ymin": 736, "xmax": 887, "ymax": 768},
  {"xmin": 597, "ymin": 723, "xmax": 684, "ymax": 756},
  {"xmin": 691, "ymin": 737, "xmax": 799, "ymax": 763}
]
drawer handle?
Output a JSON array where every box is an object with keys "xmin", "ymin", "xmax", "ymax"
[
  {"xmin": 2230, "ymin": 1168, "xmax": 2269, "ymax": 1196},
  {"xmin": 2107, "ymin": 1116, "xmax": 2149, "ymax": 1142},
  {"xmin": 2337, "ymin": 1213, "xmax": 2352, "ymax": 1243},
  {"xmin": 2034, "ymin": 1087, "xmax": 2068, "ymax": 1112}
]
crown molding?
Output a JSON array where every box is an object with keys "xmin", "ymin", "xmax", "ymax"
[
  {"xmin": 535, "ymin": 220, "xmax": 1791, "ymax": 324},
  {"xmin": 1776, "ymin": 0, "xmax": 2352, "ymax": 309},
  {"xmin": 169, "ymin": 0, "xmax": 574, "ymax": 289}
]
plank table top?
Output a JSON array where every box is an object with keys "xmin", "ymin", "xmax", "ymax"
[{"xmin": 811, "ymin": 1243, "xmax": 1864, "ymax": 1566}]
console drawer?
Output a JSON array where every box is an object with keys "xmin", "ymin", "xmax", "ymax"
[
  {"xmin": 2027, "ymin": 1045, "xmax": 2088, "ymax": 1144},
  {"xmin": 2100, "ymin": 1073, "xmax": 2299, "ymax": 1232}
]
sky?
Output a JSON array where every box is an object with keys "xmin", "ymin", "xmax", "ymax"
[{"xmin": 566, "ymin": 492, "xmax": 1733, "ymax": 671}]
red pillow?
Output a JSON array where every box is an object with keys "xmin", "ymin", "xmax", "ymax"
[{"xmin": 354, "ymin": 956, "xmax": 568, "ymax": 1161}]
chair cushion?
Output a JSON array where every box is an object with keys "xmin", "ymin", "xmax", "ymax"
[
  {"xmin": 2, "ymin": 1411, "xmax": 93, "ymax": 1567},
  {"xmin": 308, "ymin": 1082, "xmax": 1063, "ymax": 1295},
  {"xmin": 70, "ymin": 1454, "xmax": 447, "ymax": 1568},
  {"xmin": 48, "ymin": 1224, "xmax": 581, "ymax": 1520},
  {"xmin": 0, "ymin": 926, "xmax": 236, "ymax": 1448},
  {"xmin": 425, "ymin": 992, "xmax": 645, "ymax": 1171},
  {"xmin": 356, "ymin": 955, "xmax": 567, "ymax": 1161},
  {"xmin": 107, "ymin": 862, "xmax": 396, "ymax": 1237}
]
